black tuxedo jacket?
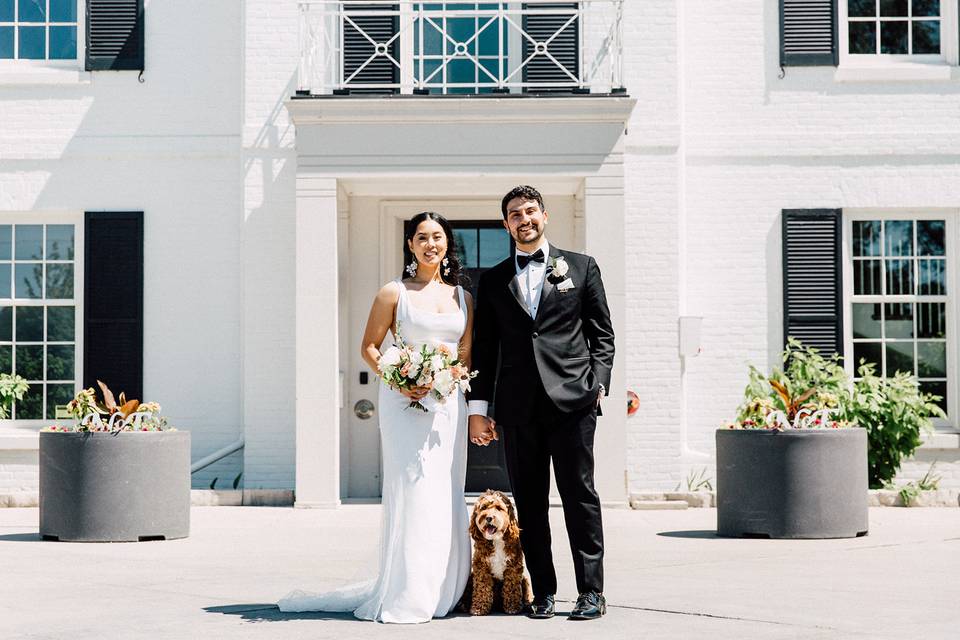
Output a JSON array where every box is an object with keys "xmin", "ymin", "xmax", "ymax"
[{"xmin": 469, "ymin": 246, "xmax": 615, "ymax": 425}]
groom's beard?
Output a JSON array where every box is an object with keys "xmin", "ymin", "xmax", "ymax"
[{"xmin": 512, "ymin": 224, "xmax": 544, "ymax": 247}]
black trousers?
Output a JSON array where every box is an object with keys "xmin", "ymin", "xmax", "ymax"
[{"xmin": 500, "ymin": 386, "xmax": 604, "ymax": 597}]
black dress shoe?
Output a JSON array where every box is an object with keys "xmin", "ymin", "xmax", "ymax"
[
  {"xmin": 527, "ymin": 594, "xmax": 555, "ymax": 619},
  {"xmin": 569, "ymin": 591, "xmax": 606, "ymax": 620}
]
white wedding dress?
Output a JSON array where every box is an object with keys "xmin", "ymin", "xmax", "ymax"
[{"xmin": 279, "ymin": 280, "xmax": 471, "ymax": 623}]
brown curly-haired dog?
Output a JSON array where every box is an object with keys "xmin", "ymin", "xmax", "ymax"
[{"xmin": 461, "ymin": 490, "xmax": 533, "ymax": 616}]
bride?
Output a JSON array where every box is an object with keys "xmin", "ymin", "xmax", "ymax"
[{"xmin": 278, "ymin": 211, "xmax": 496, "ymax": 623}]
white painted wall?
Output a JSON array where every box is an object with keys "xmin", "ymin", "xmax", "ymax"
[
  {"xmin": 621, "ymin": 0, "xmax": 960, "ymax": 490},
  {"xmin": 0, "ymin": 0, "xmax": 244, "ymax": 490}
]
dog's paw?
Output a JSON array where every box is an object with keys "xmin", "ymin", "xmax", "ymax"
[
  {"xmin": 470, "ymin": 606, "xmax": 491, "ymax": 616},
  {"xmin": 502, "ymin": 604, "xmax": 522, "ymax": 615}
]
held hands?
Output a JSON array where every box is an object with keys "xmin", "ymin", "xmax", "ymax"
[
  {"xmin": 398, "ymin": 384, "xmax": 432, "ymax": 401},
  {"xmin": 469, "ymin": 415, "xmax": 498, "ymax": 447}
]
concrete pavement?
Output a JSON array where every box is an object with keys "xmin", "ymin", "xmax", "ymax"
[{"xmin": 0, "ymin": 505, "xmax": 957, "ymax": 639}]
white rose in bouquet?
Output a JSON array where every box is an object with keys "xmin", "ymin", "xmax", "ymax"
[
  {"xmin": 429, "ymin": 355, "xmax": 446, "ymax": 373},
  {"xmin": 408, "ymin": 349, "xmax": 424, "ymax": 366},
  {"xmin": 432, "ymin": 369, "xmax": 456, "ymax": 397},
  {"xmin": 379, "ymin": 346, "xmax": 403, "ymax": 372}
]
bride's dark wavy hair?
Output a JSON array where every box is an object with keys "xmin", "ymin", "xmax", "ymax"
[{"xmin": 403, "ymin": 211, "xmax": 469, "ymax": 288}]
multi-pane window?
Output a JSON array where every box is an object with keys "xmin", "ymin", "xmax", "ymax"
[
  {"xmin": 413, "ymin": 3, "xmax": 507, "ymax": 94},
  {"xmin": 846, "ymin": 0, "xmax": 942, "ymax": 55},
  {"xmin": 850, "ymin": 216, "xmax": 949, "ymax": 416},
  {"xmin": 0, "ymin": 0, "xmax": 78, "ymax": 61},
  {"xmin": 0, "ymin": 223, "xmax": 78, "ymax": 420}
]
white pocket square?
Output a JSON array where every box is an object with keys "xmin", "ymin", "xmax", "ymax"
[{"xmin": 557, "ymin": 278, "xmax": 575, "ymax": 292}]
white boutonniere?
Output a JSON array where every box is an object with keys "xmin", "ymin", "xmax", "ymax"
[
  {"xmin": 556, "ymin": 278, "xmax": 575, "ymax": 292},
  {"xmin": 549, "ymin": 256, "xmax": 569, "ymax": 280}
]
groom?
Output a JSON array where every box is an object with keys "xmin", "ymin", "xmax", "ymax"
[{"xmin": 468, "ymin": 185, "xmax": 615, "ymax": 620}]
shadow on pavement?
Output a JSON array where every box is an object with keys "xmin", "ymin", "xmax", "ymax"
[
  {"xmin": 656, "ymin": 530, "xmax": 720, "ymax": 539},
  {"xmin": 0, "ymin": 532, "xmax": 41, "ymax": 541},
  {"xmin": 204, "ymin": 605, "xmax": 524, "ymax": 622},
  {"xmin": 204, "ymin": 604, "xmax": 360, "ymax": 622}
]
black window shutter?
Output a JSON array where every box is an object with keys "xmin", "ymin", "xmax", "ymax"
[
  {"xmin": 522, "ymin": 3, "xmax": 579, "ymax": 92},
  {"xmin": 84, "ymin": 212, "xmax": 144, "ymax": 401},
  {"xmin": 780, "ymin": 0, "xmax": 838, "ymax": 66},
  {"xmin": 85, "ymin": 0, "xmax": 144, "ymax": 71},
  {"xmin": 343, "ymin": 3, "xmax": 399, "ymax": 94},
  {"xmin": 782, "ymin": 209, "xmax": 843, "ymax": 357}
]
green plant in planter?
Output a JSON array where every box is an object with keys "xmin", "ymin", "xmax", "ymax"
[
  {"xmin": 725, "ymin": 339, "xmax": 853, "ymax": 430},
  {"xmin": 0, "ymin": 373, "xmax": 29, "ymax": 419},
  {"xmin": 724, "ymin": 338, "xmax": 945, "ymax": 489},
  {"xmin": 839, "ymin": 362, "xmax": 944, "ymax": 489}
]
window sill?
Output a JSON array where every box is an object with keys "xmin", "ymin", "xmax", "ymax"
[
  {"xmin": 919, "ymin": 431, "xmax": 960, "ymax": 450},
  {"xmin": 0, "ymin": 65, "xmax": 91, "ymax": 85},
  {"xmin": 834, "ymin": 63, "xmax": 956, "ymax": 83},
  {"xmin": 0, "ymin": 431, "xmax": 39, "ymax": 450}
]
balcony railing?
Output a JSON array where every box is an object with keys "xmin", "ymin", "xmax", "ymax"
[{"xmin": 297, "ymin": 1, "xmax": 625, "ymax": 95}]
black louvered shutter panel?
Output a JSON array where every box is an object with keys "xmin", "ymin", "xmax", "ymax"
[
  {"xmin": 780, "ymin": 0, "xmax": 837, "ymax": 66},
  {"xmin": 84, "ymin": 212, "xmax": 143, "ymax": 400},
  {"xmin": 343, "ymin": 3, "xmax": 399, "ymax": 94},
  {"xmin": 85, "ymin": 0, "xmax": 144, "ymax": 71},
  {"xmin": 782, "ymin": 209, "xmax": 843, "ymax": 356},
  {"xmin": 522, "ymin": 3, "xmax": 579, "ymax": 92}
]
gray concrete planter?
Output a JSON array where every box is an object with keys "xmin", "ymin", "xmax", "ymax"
[
  {"xmin": 716, "ymin": 428, "xmax": 869, "ymax": 539},
  {"xmin": 39, "ymin": 430, "xmax": 190, "ymax": 542}
]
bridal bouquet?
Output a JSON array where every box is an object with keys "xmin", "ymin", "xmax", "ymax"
[{"xmin": 377, "ymin": 331, "xmax": 477, "ymax": 412}]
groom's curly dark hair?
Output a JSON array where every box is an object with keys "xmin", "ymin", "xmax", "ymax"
[
  {"xmin": 500, "ymin": 185, "xmax": 545, "ymax": 220},
  {"xmin": 403, "ymin": 211, "xmax": 470, "ymax": 288}
]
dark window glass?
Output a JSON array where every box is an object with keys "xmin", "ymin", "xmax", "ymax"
[
  {"xmin": 15, "ymin": 306, "xmax": 42, "ymax": 341},
  {"xmin": 912, "ymin": 0, "xmax": 940, "ymax": 17},
  {"xmin": 884, "ymin": 302, "xmax": 913, "ymax": 338},
  {"xmin": 15, "ymin": 383, "xmax": 43, "ymax": 419},
  {"xmin": 49, "ymin": 26, "xmax": 76, "ymax": 60},
  {"xmin": 885, "ymin": 341, "xmax": 914, "ymax": 375},
  {"xmin": 853, "ymin": 220, "xmax": 881, "ymax": 256},
  {"xmin": 15, "ymin": 224, "xmax": 42, "ymax": 260},
  {"xmin": 46, "ymin": 306, "xmax": 74, "ymax": 341},
  {"xmin": 880, "ymin": 20, "xmax": 909, "ymax": 53},
  {"xmin": 0, "ymin": 307, "xmax": 10, "ymax": 341},
  {"xmin": 849, "ymin": 22, "xmax": 877, "ymax": 54},
  {"xmin": 46, "ymin": 383, "xmax": 74, "ymax": 420},
  {"xmin": 852, "ymin": 303, "xmax": 882, "ymax": 339},
  {"xmin": 849, "ymin": 0, "xmax": 877, "ymax": 17},
  {"xmin": 49, "ymin": 0, "xmax": 77, "ymax": 22},
  {"xmin": 0, "ymin": 27, "xmax": 12, "ymax": 59},
  {"xmin": 912, "ymin": 20, "xmax": 940, "ymax": 54},
  {"xmin": 0, "ymin": 264, "xmax": 10, "ymax": 298},
  {"xmin": 15, "ymin": 344, "xmax": 43, "ymax": 379},
  {"xmin": 917, "ymin": 220, "xmax": 945, "ymax": 255},
  {"xmin": 17, "ymin": 0, "xmax": 45, "ymax": 22},
  {"xmin": 853, "ymin": 341, "xmax": 882, "ymax": 374},
  {"xmin": 880, "ymin": 0, "xmax": 908, "ymax": 15}
]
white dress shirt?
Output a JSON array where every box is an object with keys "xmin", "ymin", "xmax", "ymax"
[{"xmin": 468, "ymin": 242, "xmax": 550, "ymax": 417}]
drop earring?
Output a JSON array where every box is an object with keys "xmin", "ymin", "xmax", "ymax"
[
  {"xmin": 442, "ymin": 257, "xmax": 450, "ymax": 276},
  {"xmin": 405, "ymin": 258, "xmax": 418, "ymax": 277}
]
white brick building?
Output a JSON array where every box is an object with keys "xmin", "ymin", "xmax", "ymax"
[{"xmin": 1, "ymin": 0, "xmax": 958, "ymax": 502}]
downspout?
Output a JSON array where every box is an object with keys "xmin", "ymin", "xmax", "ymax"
[{"xmin": 677, "ymin": 0, "xmax": 710, "ymax": 464}]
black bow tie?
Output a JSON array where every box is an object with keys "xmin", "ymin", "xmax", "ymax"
[{"xmin": 517, "ymin": 249, "xmax": 545, "ymax": 270}]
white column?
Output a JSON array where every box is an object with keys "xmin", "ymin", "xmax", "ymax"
[
  {"xmin": 294, "ymin": 174, "xmax": 341, "ymax": 508},
  {"xmin": 582, "ymin": 151, "xmax": 628, "ymax": 504}
]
